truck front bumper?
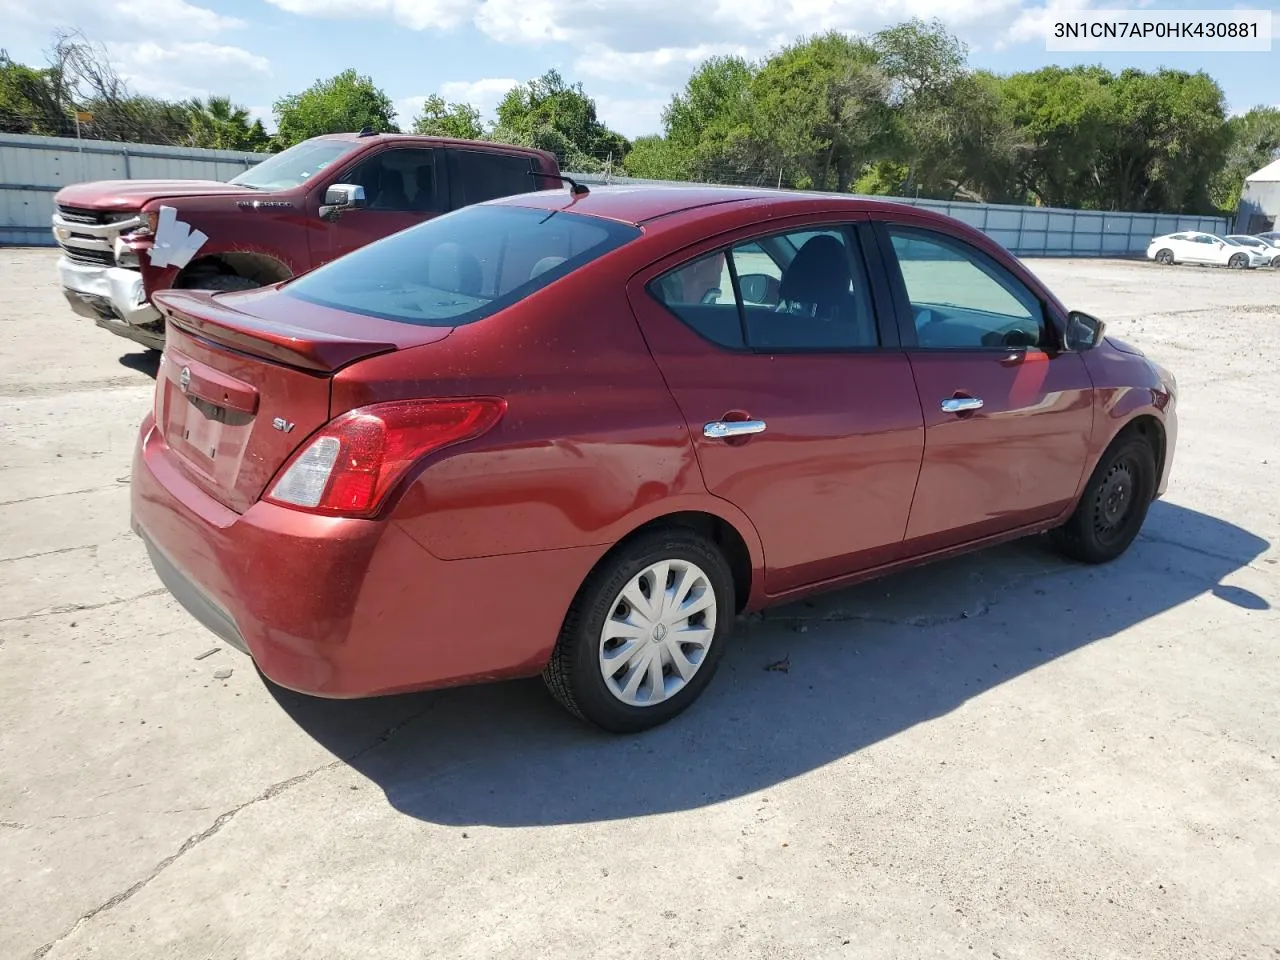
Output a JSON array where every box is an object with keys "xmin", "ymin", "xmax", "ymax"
[{"xmin": 58, "ymin": 257, "xmax": 164, "ymax": 350}]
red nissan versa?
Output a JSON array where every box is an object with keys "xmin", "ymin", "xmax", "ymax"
[{"xmin": 130, "ymin": 184, "xmax": 1178, "ymax": 733}]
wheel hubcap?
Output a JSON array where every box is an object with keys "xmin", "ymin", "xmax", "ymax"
[
  {"xmin": 1094, "ymin": 460, "xmax": 1136, "ymax": 539},
  {"xmin": 599, "ymin": 559, "xmax": 717, "ymax": 707}
]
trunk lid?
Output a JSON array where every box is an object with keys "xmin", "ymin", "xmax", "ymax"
[
  {"xmin": 152, "ymin": 287, "xmax": 453, "ymax": 513},
  {"xmin": 55, "ymin": 179, "xmax": 261, "ymax": 212}
]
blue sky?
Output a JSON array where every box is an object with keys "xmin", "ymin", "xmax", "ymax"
[{"xmin": 2, "ymin": 0, "xmax": 1276, "ymax": 142}]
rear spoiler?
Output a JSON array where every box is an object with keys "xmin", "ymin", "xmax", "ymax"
[{"xmin": 154, "ymin": 289, "xmax": 396, "ymax": 373}]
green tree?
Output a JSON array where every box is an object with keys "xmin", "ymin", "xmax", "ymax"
[
  {"xmin": 411, "ymin": 94, "xmax": 483, "ymax": 139},
  {"xmin": 871, "ymin": 18, "xmax": 972, "ymax": 197},
  {"xmin": 273, "ymin": 69, "xmax": 398, "ymax": 148},
  {"xmin": 0, "ymin": 50, "xmax": 71, "ymax": 135},
  {"xmin": 622, "ymin": 135, "xmax": 693, "ymax": 180},
  {"xmin": 749, "ymin": 32, "xmax": 892, "ymax": 192},
  {"xmin": 1212, "ymin": 106, "xmax": 1280, "ymax": 211},
  {"xmin": 493, "ymin": 70, "xmax": 627, "ymax": 171},
  {"xmin": 657, "ymin": 55, "xmax": 761, "ymax": 184},
  {"xmin": 185, "ymin": 95, "xmax": 269, "ymax": 151}
]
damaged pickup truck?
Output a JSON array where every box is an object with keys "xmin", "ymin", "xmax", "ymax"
[{"xmin": 51, "ymin": 131, "xmax": 562, "ymax": 350}]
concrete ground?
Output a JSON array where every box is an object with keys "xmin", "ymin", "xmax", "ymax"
[{"xmin": 1, "ymin": 247, "xmax": 1277, "ymax": 960}]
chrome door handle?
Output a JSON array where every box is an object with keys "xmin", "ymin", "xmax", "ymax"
[
  {"xmin": 940, "ymin": 397, "xmax": 983, "ymax": 413},
  {"xmin": 704, "ymin": 419, "xmax": 767, "ymax": 439}
]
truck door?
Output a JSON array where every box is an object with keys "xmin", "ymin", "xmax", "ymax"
[{"xmin": 315, "ymin": 147, "xmax": 448, "ymax": 267}]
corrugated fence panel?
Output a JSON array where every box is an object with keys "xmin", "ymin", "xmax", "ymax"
[
  {"xmin": 0, "ymin": 133, "xmax": 1231, "ymax": 255},
  {"xmin": 0, "ymin": 133, "xmax": 263, "ymax": 245}
]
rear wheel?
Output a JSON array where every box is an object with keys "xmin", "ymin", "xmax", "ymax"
[
  {"xmin": 1155, "ymin": 248, "xmax": 1174, "ymax": 265},
  {"xmin": 543, "ymin": 528, "xmax": 735, "ymax": 733},
  {"xmin": 1051, "ymin": 433, "xmax": 1157, "ymax": 564},
  {"xmin": 1228, "ymin": 253, "xmax": 1248, "ymax": 269}
]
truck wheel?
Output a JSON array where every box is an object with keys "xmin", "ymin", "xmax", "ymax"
[{"xmin": 200, "ymin": 274, "xmax": 261, "ymax": 292}]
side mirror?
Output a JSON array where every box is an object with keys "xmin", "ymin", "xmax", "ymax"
[
  {"xmin": 320, "ymin": 183, "xmax": 366, "ymax": 220},
  {"xmin": 738, "ymin": 272, "xmax": 781, "ymax": 306},
  {"xmin": 1064, "ymin": 310, "xmax": 1106, "ymax": 351}
]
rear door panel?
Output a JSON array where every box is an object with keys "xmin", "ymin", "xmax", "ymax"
[{"xmin": 627, "ymin": 214, "xmax": 926, "ymax": 594}]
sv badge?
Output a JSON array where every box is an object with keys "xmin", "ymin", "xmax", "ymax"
[{"xmin": 272, "ymin": 417, "xmax": 295, "ymax": 433}]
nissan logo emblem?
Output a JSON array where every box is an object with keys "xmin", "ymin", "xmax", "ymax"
[{"xmin": 179, "ymin": 366, "xmax": 191, "ymax": 392}]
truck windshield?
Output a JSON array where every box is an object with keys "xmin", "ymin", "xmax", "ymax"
[
  {"xmin": 228, "ymin": 140, "xmax": 354, "ymax": 191},
  {"xmin": 283, "ymin": 204, "xmax": 641, "ymax": 327}
]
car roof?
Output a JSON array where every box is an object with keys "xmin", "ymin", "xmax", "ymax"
[
  {"xmin": 311, "ymin": 132, "xmax": 555, "ymax": 162},
  {"xmin": 491, "ymin": 183, "xmax": 944, "ymax": 227}
]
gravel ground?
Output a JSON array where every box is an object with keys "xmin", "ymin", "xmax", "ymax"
[{"xmin": 1, "ymin": 247, "xmax": 1277, "ymax": 960}]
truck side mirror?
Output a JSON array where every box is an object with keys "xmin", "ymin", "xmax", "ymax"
[{"xmin": 320, "ymin": 184, "xmax": 366, "ymax": 220}]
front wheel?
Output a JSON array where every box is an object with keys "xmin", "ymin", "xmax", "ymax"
[
  {"xmin": 199, "ymin": 273, "xmax": 262, "ymax": 292},
  {"xmin": 1155, "ymin": 248, "xmax": 1174, "ymax": 265},
  {"xmin": 543, "ymin": 529, "xmax": 735, "ymax": 733},
  {"xmin": 1051, "ymin": 433, "xmax": 1157, "ymax": 564},
  {"xmin": 1228, "ymin": 253, "xmax": 1248, "ymax": 269}
]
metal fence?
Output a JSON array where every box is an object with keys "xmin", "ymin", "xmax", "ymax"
[
  {"xmin": 0, "ymin": 132, "xmax": 263, "ymax": 246},
  {"xmin": 568, "ymin": 171, "xmax": 1231, "ymax": 257},
  {"xmin": 1, "ymin": 132, "xmax": 1229, "ymax": 255}
]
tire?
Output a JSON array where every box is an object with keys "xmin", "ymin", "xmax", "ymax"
[
  {"xmin": 1228, "ymin": 253, "xmax": 1248, "ymax": 269},
  {"xmin": 1155, "ymin": 249, "xmax": 1174, "ymax": 265},
  {"xmin": 1050, "ymin": 432, "xmax": 1157, "ymax": 564},
  {"xmin": 192, "ymin": 273, "xmax": 262, "ymax": 292},
  {"xmin": 542, "ymin": 528, "xmax": 735, "ymax": 733}
]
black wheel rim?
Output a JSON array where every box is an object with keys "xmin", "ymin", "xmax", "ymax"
[{"xmin": 1092, "ymin": 454, "xmax": 1142, "ymax": 547}]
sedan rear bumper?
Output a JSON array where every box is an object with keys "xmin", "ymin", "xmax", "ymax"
[{"xmin": 130, "ymin": 415, "xmax": 596, "ymax": 698}]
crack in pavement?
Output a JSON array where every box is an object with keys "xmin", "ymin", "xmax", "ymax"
[
  {"xmin": 1136, "ymin": 532, "xmax": 1276, "ymax": 575},
  {"xmin": 28, "ymin": 701, "xmax": 440, "ymax": 960},
  {"xmin": 0, "ymin": 588, "xmax": 168, "ymax": 624},
  {"xmin": 0, "ymin": 486, "xmax": 121, "ymax": 507},
  {"xmin": 0, "ymin": 545, "xmax": 97, "ymax": 565},
  {"xmin": 756, "ymin": 530, "xmax": 1273, "ymax": 631},
  {"xmin": 758, "ymin": 564, "xmax": 1078, "ymax": 629},
  {"xmin": 1, "ymin": 820, "xmax": 29, "ymax": 830}
]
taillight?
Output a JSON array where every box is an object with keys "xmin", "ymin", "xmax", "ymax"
[{"xmin": 264, "ymin": 398, "xmax": 506, "ymax": 518}]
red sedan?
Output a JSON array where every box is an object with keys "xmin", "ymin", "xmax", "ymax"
[{"xmin": 130, "ymin": 184, "xmax": 1178, "ymax": 732}]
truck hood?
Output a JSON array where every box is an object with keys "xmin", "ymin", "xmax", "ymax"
[{"xmin": 54, "ymin": 179, "xmax": 259, "ymax": 211}]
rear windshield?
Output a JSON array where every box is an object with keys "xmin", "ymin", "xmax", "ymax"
[{"xmin": 283, "ymin": 204, "xmax": 640, "ymax": 326}]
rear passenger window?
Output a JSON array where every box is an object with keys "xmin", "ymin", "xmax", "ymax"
[
  {"xmin": 652, "ymin": 252, "xmax": 743, "ymax": 348},
  {"xmin": 650, "ymin": 226, "xmax": 879, "ymax": 351},
  {"xmin": 448, "ymin": 150, "xmax": 536, "ymax": 207}
]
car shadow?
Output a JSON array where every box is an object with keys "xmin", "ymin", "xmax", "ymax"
[
  {"xmin": 118, "ymin": 349, "xmax": 161, "ymax": 379},
  {"xmin": 265, "ymin": 500, "xmax": 1270, "ymax": 827}
]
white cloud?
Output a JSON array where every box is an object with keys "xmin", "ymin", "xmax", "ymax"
[
  {"xmin": 1006, "ymin": 0, "xmax": 1097, "ymax": 45},
  {"xmin": 110, "ymin": 0, "xmax": 244, "ymax": 32},
  {"xmin": 594, "ymin": 95, "xmax": 670, "ymax": 141},
  {"xmin": 0, "ymin": 0, "xmax": 242, "ymax": 33},
  {"xmin": 396, "ymin": 77, "xmax": 519, "ymax": 127},
  {"xmin": 574, "ymin": 42, "xmax": 757, "ymax": 86},
  {"xmin": 105, "ymin": 41, "xmax": 271, "ymax": 101},
  {"xmin": 439, "ymin": 77, "xmax": 520, "ymax": 111},
  {"xmin": 264, "ymin": 0, "xmax": 474, "ymax": 30}
]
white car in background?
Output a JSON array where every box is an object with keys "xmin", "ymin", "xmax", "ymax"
[
  {"xmin": 1226, "ymin": 234, "xmax": 1280, "ymax": 267},
  {"xmin": 1147, "ymin": 232, "xmax": 1268, "ymax": 269}
]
